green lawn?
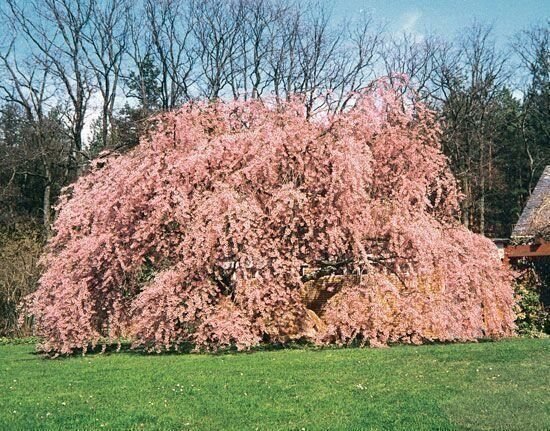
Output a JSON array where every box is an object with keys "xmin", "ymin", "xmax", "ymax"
[{"xmin": 0, "ymin": 339, "xmax": 548, "ymax": 430}]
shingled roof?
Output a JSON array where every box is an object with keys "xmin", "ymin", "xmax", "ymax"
[{"xmin": 511, "ymin": 165, "xmax": 550, "ymax": 241}]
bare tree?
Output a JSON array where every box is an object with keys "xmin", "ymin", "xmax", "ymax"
[
  {"xmin": 145, "ymin": 0, "xmax": 196, "ymax": 109},
  {"xmin": 123, "ymin": 3, "xmax": 160, "ymax": 113},
  {"xmin": 294, "ymin": 6, "xmax": 343, "ymax": 116},
  {"xmin": 266, "ymin": 6, "xmax": 382, "ymax": 115},
  {"xmin": 82, "ymin": 0, "xmax": 129, "ymax": 150},
  {"xmin": 266, "ymin": 5, "xmax": 302, "ymax": 103},
  {"xmin": 381, "ymin": 32, "xmax": 440, "ymax": 102},
  {"xmin": 436, "ymin": 23, "xmax": 509, "ymax": 233},
  {"xmin": 224, "ymin": 0, "xmax": 287, "ymax": 100},
  {"xmin": 0, "ymin": 44, "xmax": 69, "ymax": 235},
  {"xmin": 5, "ymin": 0, "xmax": 94, "ymax": 174},
  {"xmin": 191, "ymin": 0, "xmax": 242, "ymax": 100},
  {"xmin": 512, "ymin": 23, "xmax": 550, "ymax": 193},
  {"xmin": 324, "ymin": 12, "xmax": 382, "ymax": 113}
]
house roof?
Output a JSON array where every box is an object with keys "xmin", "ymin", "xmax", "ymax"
[{"xmin": 511, "ymin": 165, "xmax": 550, "ymax": 241}]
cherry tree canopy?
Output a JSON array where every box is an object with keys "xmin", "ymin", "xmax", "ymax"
[{"xmin": 27, "ymin": 82, "xmax": 515, "ymax": 354}]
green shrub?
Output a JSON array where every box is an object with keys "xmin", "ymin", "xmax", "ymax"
[
  {"xmin": 0, "ymin": 336, "xmax": 39, "ymax": 345},
  {"xmin": 513, "ymin": 257, "xmax": 550, "ymax": 336},
  {"xmin": 0, "ymin": 226, "xmax": 44, "ymax": 336}
]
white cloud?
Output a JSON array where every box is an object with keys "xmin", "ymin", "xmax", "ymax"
[
  {"xmin": 399, "ymin": 10, "xmax": 422, "ymax": 33},
  {"xmin": 511, "ymin": 88, "xmax": 524, "ymax": 101},
  {"xmin": 82, "ymin": 92, "xmax": 102, "ymax": 147}
]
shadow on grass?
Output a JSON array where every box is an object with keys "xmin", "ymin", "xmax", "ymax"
[
  {"xmin": 71, "ymin": 338, "xmax": 320, "ymax": 358},
  {"xmin": 6, "ymin": 334, "xmax": 508, "ymax": 360},
  {"xmin": 23, "ymin": 337, "xmax": 342, "ymax": 359}
]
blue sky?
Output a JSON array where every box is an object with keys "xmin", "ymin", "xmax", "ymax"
[{"xmin": 329, "ymin": 0, "xmax": 549, "ymax": 45}]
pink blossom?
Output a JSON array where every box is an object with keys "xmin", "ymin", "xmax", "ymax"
[{"xmin": 26, "ymin": 81, "xmax": 515, "ymax": 354}]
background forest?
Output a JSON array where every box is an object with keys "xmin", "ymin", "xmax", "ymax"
[{"xmin": 0, "ymin": 0, "xmax": 548, "ymax": 336}]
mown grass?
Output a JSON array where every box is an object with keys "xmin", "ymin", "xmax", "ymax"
[{"xmin": 0, "ymin": 338, "xmax": 548, "ymax": 430}]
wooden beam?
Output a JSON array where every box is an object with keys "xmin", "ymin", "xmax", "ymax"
[{"xmin": 505, "ymin": 242, "xmax": 550, "ymax": 259}]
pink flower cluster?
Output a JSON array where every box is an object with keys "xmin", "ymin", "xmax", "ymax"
[{"xmin": 27, "ymin": 82, "xmax": 515, "ymax": 354}]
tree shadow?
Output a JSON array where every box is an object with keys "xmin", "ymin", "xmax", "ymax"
[{"xmin": 21, "ymin": 335, "xmax": 505, "ymax": 360}]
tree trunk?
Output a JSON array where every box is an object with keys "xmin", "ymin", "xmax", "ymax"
[
  {"xmin": 479, "ymin": 173, "xmax": 485, "ymax": 235},
  {"xmin": 102, "ymin": 102, "xmax": 109, "ymax": 149},
  {"xmin": 43, "ymin": 164, "xmax": 52, "ymax": 238}
]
